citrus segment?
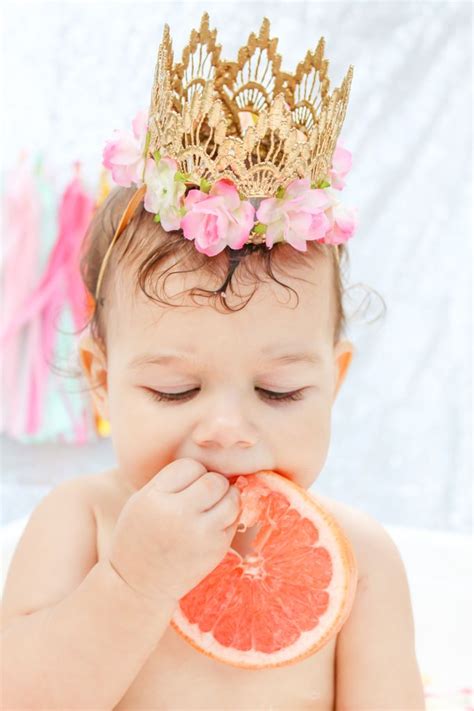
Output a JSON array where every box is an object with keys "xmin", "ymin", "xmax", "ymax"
[{"xmin": 170, "ymin": 470, "xmax": 358, "ymax": 669}]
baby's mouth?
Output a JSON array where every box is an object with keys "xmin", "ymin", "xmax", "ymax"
[
  {"xmin": 219, "ymin": 471, "xmax": 251, "ymax": 483},
  {"xmin": 221, "ymin": 468, "xmax": 293, "ymax": 485},
  {"xmin": 213, "ymin": 470, "xmax": 259, "ymax": 485}
]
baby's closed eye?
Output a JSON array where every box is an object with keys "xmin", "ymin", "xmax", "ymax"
[{"xmin": 142, "ymin": 386, "xmax": 308, "ymax": 405}]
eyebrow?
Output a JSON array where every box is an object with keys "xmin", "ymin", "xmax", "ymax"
[{"xmin": 128, "ymin": 348, "xmax": 323, "ymax": 369}]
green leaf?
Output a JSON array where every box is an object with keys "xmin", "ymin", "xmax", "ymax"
[
  {"xmin": 200, "ymin": 178, "xmax": 211, "ymax": 193},
  {"xmin": 275, "ymin": 186, "xmax": 285, "ymax": 199},
  {"xmin": 315, "ymin": 179, "xmax": 330, "ymax": 189},
  {"xmin": 174, "ymin": 171, "xmax": 188, "ymax": 183},
  {"xmin": 253, "ymin": 222, "xmax": 267, "ymax": 234},
  {"xmin": 153, "ymin": 149, "xmax": 161, "ymax": 163},
  {"xmin": 153, "ymin": 213, "xmax": 161, "ymax": 223}
]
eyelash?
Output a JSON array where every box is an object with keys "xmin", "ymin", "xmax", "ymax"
[{"xmin": 145, "ymin": 387, "xmax": 305, "ymax": 405}]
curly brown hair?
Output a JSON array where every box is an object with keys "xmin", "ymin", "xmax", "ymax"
[{"xmin": 77, "ymin": 185, "xmax": 362, "ymax": 351}]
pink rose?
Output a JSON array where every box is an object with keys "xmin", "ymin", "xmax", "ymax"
[
  {"xmin": 256, "ymin": 178, "xmax": 332, "ymax": 251},
  {"xmin": 102, "ymin": 110, "xmax": 148, "ymax": 187},
  {"xmin": 329, "ymin": 140, "xmax": 352, "ymax": 190},
  {"xmin": 180, "ymin": 178, "xmax": 255, "ymax": 256}
]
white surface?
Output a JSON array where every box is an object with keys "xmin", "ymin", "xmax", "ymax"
[{"xmin": 1, "ymin": 511, "xmax": 471, "ymax": 692}]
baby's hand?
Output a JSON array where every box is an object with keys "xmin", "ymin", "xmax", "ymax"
[{"xmin": 107, "ymin": 458, "xmax": 242, "ymax": 604}]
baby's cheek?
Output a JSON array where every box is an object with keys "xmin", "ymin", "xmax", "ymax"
[
  {"xmin": 279, "ymin": 404, "xmax": 331, "ymax": 488},
  {"xmin": 107, "ymin": 387, "xmax": 181, "ymax": 490},
  {"xmin": 112, "ymin": 428, "xmax": 180, "ymax": 491}
]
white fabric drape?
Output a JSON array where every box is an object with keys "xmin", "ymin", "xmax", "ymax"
[{"xmin": 2, "ymin": 1, "xmax": 471, "ymax": 532}]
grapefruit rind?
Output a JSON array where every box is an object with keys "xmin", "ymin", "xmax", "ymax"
[{"xmin": 170, "ymin": 470, "xmax": 358, "ymax": 669}]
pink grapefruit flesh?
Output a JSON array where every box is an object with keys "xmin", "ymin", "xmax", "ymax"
[{"xmin": 170, "ymin": 470, "xmax": 358, "ymax": 669}]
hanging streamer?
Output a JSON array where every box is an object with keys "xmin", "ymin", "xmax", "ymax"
[{"xmin": 1, "ymin": 159, "xmax": 98, "ymax": 443}]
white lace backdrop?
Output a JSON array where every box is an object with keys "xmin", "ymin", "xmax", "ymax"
[{"xmin": 2, "ymin": 1, "xmax": 472, "ymax": 533}]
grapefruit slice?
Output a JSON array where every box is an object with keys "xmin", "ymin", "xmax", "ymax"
[{"xmin": 170, "ymin": 470, "xmax": 358, "ymax": 669}]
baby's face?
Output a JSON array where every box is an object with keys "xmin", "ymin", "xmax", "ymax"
[{"xmin": 80, "ymin": 253, "xmax": 353, "ymax": 492}]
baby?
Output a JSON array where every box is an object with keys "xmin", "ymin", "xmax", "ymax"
[
  {"xmin": 1, "ymin": 14, "xmax": 426, "ymax": 710},
  {"xmin": 2, "ymin": 186, "xmax": 425, "ymax": 709}
]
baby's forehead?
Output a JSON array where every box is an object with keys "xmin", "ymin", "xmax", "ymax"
[{"xmin": 107, "ymin": 253, "xmax": 335, "ymax": 351}]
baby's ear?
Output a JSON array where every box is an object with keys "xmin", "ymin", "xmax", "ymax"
[
  {"xmin": 78, "ymin": 333, "xmax": 109, "ymax": 421},
  {"xmin": 332, "ymin": 339, "xmax": 354, "ymax": 401}
]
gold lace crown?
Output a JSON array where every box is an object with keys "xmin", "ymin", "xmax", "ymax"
[{"xmin": 147, "ymin": 11, "xmax": 354, "ymax": 199}]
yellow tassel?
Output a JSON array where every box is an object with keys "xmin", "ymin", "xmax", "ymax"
[
  {"xmin": 95, "ymin": 412, "xmax": 111, "ymax": 438},
  {"xmin": 97, "ymin": 168, "xmax": 112, "ymax": 206},
  {"xmin": 91, "ymin": 406, "xmax": 111, "ymax": 438}
]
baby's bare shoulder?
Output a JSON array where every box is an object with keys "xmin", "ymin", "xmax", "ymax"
[
  {"xmin": 1, "ymin": 469, "xmax": 119, "ymax": 627},
  {"xmin": 313, "ymin": 493, "xmax": 425, "ymax": 708},
  {"xmin": 312, "ymin": 492, "xmax": 393, "ymax": 578}
]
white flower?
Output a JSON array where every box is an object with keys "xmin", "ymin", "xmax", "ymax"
[{"xmin": 143, "ymin": 156, "xmax": 186, "ymax": 231}]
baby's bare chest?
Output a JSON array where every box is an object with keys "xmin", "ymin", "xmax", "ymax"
[
  {"xmin": 93, "ymin": 474, "xmax": 336, "ymax": 710},
  {"xmin": 113, "ymin": 624, "xmax": 335, "ymax": 710}
]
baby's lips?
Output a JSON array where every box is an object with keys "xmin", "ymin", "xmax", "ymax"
[
  {"xmin": 225, "ymin": 473, "xmax": 242, "ymax": 485},
  {"xmin": 224, "ymin": 468, "xmax": 294, "ymax": 487}
]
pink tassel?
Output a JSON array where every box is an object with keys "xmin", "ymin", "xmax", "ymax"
[
  {"xmin": 1, "ymin": 162, "xmax": 96, "ymax": 440},
  {"xmin": 0, "ymin": 152, "xmax": 41, "ymax": 436}
]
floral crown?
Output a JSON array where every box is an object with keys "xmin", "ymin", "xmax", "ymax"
[{"xmin": 96, "ymin": 12, "xmax": 358, "ymax": 302}]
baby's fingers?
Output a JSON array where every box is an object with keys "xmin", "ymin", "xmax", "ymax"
[{"xmin": 201, "ymin": 485, "xmax": 242, "ymax": 531}]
